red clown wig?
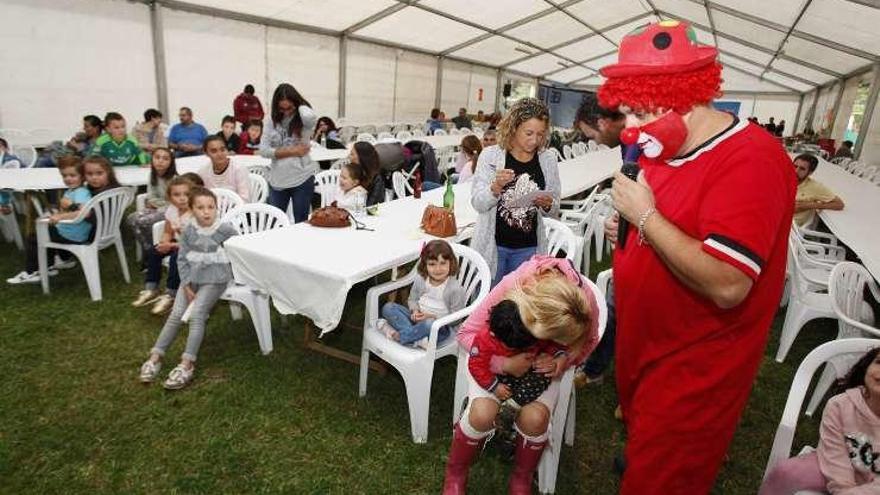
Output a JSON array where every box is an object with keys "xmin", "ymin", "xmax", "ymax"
[{"xmin": 598, "ymin": 62, "xmax": 723, "ymax": 114}]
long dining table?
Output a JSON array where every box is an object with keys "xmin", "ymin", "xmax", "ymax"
[{"xmin": 223, "ymin": 147, "xmax": 622, "ymax": 369}]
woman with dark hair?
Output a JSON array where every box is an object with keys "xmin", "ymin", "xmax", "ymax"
[
  {"xmin": 313, "ymin": 116, "xmax": 340, "ymax": 143},
  {"xmin": 350, "ymin": 142, "xmax": 385, "ymax": 206},
  {"xmin": 259, "ymin": 83, "xmax": 317, "ymax": 222},
  {"xmin": 760, "ymin": 347, "xmax": 880, "ymax": 494}
]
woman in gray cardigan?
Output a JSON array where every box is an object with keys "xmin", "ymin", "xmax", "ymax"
[
  {"xmin": 470, "ymin": 98, "xmax": 560, "ymax": 285},
  {"xmin": 260, "ymin": 83, "xmax": 317, "ymax": 223}
]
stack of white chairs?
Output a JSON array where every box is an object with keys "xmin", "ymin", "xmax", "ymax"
[
  {"xmin": 587, "ymin": 140, "xmax": 600, "ymax": 152},
  {"xmin": 801, "ymin": 262, "xmax": 880, "ymax": 416},
  {"xmin": 221, "ymin": 203, "xmax": 291, "ymax": 355},
  {"xmin": 776, "ymin": 228, "xmax": 842, "ymax": 362},
  {"xmin": 359, "ymin": 244, "xmax": 492, "ymax": 443},
  {"xmin": 560, "ymin": 189, "xmax": 609, "ymax": 275},
  {"xmin": 562, "ymin": 144, "xmax": 574, "ymax": 160},
  {"xmin": 763, "ymin": 337, "xmax": 880, "ymax": 494},
  {"xmin": 550, "ymin": 147, "xmax": 564, "ymax": 162},
  {"xmin": 356, "ymin": 133, "xmax": 377, "ymax": 144},
  {"xmin": 38, "ymin": 187, "xmax": 134, "ymax": 301}
]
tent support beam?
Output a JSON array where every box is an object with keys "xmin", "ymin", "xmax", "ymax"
[
  {"xmin": 149, "ymin": 2, "xmax": 169, "ymax": 118},
  {"xmin": 435, "ymin": 56, "xmax": 443, "ymax": 109},
  {"xmin": 720, "ymin": 50, "xmax": 818, "ymax": 88},
  {"xmin": 761, "ymin": 0, "xmax": 814, "ymax": 78},
  {"xmin": 794, "ymin": 94, "xmax": 805, "ymax": 134},
  {"xmin": 338, "ymin": 35, "xmax": 347, "ymax": 118},
  {"xmin": 805, "ymin": 90, "xmax": 820, "ymax": 132},
  {"xmin": 827, "ymin": 79, "xmax": 846, "ymax": 137},
  {"xmin": 495, "ymin": 69, "xmax": 503, "ymax": 112},
  {"xmin": 854, "ymin": 63, "xmax": 880, "ymax": 159}
]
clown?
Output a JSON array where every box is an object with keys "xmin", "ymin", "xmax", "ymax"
[{"xmin": 598, "ymin": 21, "xmax": 796, "ymax": 494}]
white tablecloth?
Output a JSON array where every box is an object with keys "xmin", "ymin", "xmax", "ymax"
[
  {"xmin": 225, "ymin": 148, "xmax": 620, "ymax": 334},
  {"xmin": 811, "ymin": 159, "xmax": 880, "ymax": 281}
]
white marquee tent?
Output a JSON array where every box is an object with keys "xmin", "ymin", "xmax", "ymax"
[{"xmin": 2, "ymin": 0, "xmax": 880, "ymax": 162}]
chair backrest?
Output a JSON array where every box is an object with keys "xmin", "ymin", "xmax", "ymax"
[
  {"xmin": 450, "ymin": 244, "xmax": 492, "ymax": 308},
  {"xmin": 764, "ymin": 338, "xmax": 880, "ymax": 479},
  {"xmin": 542, "ymin": 218, "xmax": 580, "ymax": 262},
  {"xmin": 396, "ymin": 130, "xmax": 413, "ymax": 141},
  {"xmin": 210, "ymin": 188, "xmax": 245, "ymax": 218},
  {"xmin": 377, "ymin": 124, "xmax": 393, "ymax": 133},
  {"xmin": 551, "ymin": 147, "xmax": 564, "ymax": 162},
  {"xmin": 315, "ymin": 169, "xmax": 341, "ymax": 207},
  {"xmin": 433, "ymin": 129, "xmax": 448, "ymax": 136},
  {"xmin": 10, "ymin": 144, "xmax": 36, "ymax": 167},
  {"xmin": 222, "ymin": 203, "xmax": 290, "ymax": 235},
  {"xmin": 86, "ymin": 187, "xmax": 134, "ymax": 248},
  {"xmin": 587, "ymin": 140, "xmax": 599, "ymax": 151},
  {"xmin": 377, "ymin": 131, "xmax": 395, "ymax": 141},
  {"xmin": 450, "ymin": 128, "xmax": 462, "ymax": 136},
  {"xmin": 460, "ymin": 127, "xmax": 473, "ymax": 135},
  {"xmin": 391, "ymin": 171, "xmax": 411, "ymax": 199},
  {"xmin": 358, "ymin": 125, "xmax": 377, "ymax": 135},
  {"xmin": 411, "ymin": 129, "xmax": 425, "ymax": 137},
  {"xmin": 248, "ymin": 174, "xmax": 269, "ymax": 203},
  {"xmin": 339, "ymin": 126, "xmax": 357, "ymax": 143},
  {"xmin": 572, "ymin": 142, "xmax": 586, "ymax": 157},
  {"xmin": 356, "ymin": 133, "xmax": 377, "ymax": 144},
  {"xmin": 247, "ymin": 165, "xmax": 269, "ymax": 178},
  {"xmin": 562, "ymin": 144, "xmax": 574, "ymax": 160},
  {"xmin": 830, "ymin": 157, "xmax": 851, "ymax": 167},
  {"xmin": 829, "ymin": 262, "xmax": 880, "ymax": 339}
]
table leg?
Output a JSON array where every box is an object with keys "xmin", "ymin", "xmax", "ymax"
[{"xmin": 302, "ymin": 320, "xmax": 387, "ymax": 375}]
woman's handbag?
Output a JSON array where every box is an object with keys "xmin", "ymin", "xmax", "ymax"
[
  {"xmin": 420, "ymin": 205, "xmax": 457, "ymax": 238},
  {"xmin": 308, "ymin": 202, "xmax": 351, "ymax": 228}
]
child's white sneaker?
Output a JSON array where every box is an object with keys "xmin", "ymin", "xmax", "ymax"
[
  {"xmin": 51, "ymin": 256, "xmax": 77, "ymax": 270},
  {"xmin": 377, "ymin": 319, "xmax": 399, "ymax": 341},
  {"xmin": 132, "ymin": 289, "xmax": 159, "ymax": 307},
  {"xmin": 163, "ymin": 364, "xmax": 194, "ymax": 390},
  {"xmin": 139, "ymin": 359, "xmax": 162, "ymax": 383},
  {"xmin": 150, "ymin": 294, "xmax": 174, "ymax": 315},
  {"xmin": 6, "ymin": 270, "xmax": 57, "ymax": 284}
]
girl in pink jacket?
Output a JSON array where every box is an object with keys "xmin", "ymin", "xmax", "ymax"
[{"xmin": 761, "ymin": 347, "xmax": 880, "ymax": 494}]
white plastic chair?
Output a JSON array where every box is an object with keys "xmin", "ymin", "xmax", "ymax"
[
  {"xmin": 210, "ymin": 188, "xmax": 244, "ymax": 218},
  {"xmin": 314, "ymin": 169, "xmax": 341, "ymax": 207},
  {"xmin": 550, "ymin": 147, "xmax": 564, "ymax": 162},
  {"xmin": 0, "ymin": 201, "xmax": 23, "ymax": 249},
  {"xmin": 247, "ymin": 164, "xmax": 269, "ymax": 179},
  {"xmin": 357, "ymin": 125, "xmax": 377, "ymax": 135},
  {"xmin": 450, "ymin": 274, "xmax": 609, "ymax": 494},
  {"xmin": 248, "ymin": 174, "xmax": 269, "ymax": 203},
  {"xmin": 391, "ymin": 171, "xmax": 412, "ymax": 199},
  {"xmin": 396, "ymin": 131, "xmax": 413, "ymax": 142},
  {"xmin": 763, "ymin": 338, "xmax": 880, "ymax": 492},
  {"xmin": 449, "ymin": 128, "xmax": 462, "ymax": 136},
  {"xmin": 561, "ymin": 196, "xmax": 607, "ymax": 275},
  {"xmin": 830, "ymin": 157, "xmax": 850, "ymax": 167},
  {"xmin": 776, "ymin": 232, "xmax": 839, "ymax": 362},
  {"xmin": 411, "ymin": 129, "xmax": 425, "ymax": 138},
  {"xmin": 587, "ymin": 140, "xmax": 599, "ymax": 152},
  {"xmin": 460, "ymin": 128, "xmax": 473, "ymax": 136},
  {"xmin": 221, "ymin": 204, "xmax": 290, "ymax": 355},
  {"xmin": 356, "ymin": 133, "xmax": 377, "ymax": 144},
  {"xmin": 562, "ymin": 144, "xmax": 574, "ymax": 160},
  {"xmin": 377, "ymin": 124, "xmax": 393, "ymax": 133},
  {"xmin": 377, "ymin": 131, "xmax": 395, "ymax": 141},
  {"xmin": 37, "ymin": 187, "xmax": 133, "ymax": 301},
  {"xmin": 571, "ymin": 142, "xmax": 586, "ymax": 157},
  {"xmin": 803, "ymin": 262, "xmax": 880, "ymax": 416},
  {"xmin": 542, "ymin": 218, "xmax": 580, "ymax": 263},
  {"xmin": 433, "ymin": 129, "xmax": 448, "ymax": 136},
  {"xmin": 359, "ymin": 244, "xmax": 492, "ymax": 443},
  {"xmin": 10, "ymin": 144, "xmax": 36, "ymax": 168}
]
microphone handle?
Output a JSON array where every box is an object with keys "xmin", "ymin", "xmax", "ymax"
[{"xmin": 617, "ymin": 162, "xmax": 640, "ymax": 249}]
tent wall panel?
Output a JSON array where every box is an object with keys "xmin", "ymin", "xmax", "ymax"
[
  {"xmin": 719, "ymin": 95, "xmax": 800, "ymax": 136},
  {"xmin": 810, "ymin": 84, "xmax": 837, "ymax": 135},
  {"xmin": 860, "ymin": 103, "xmax": 880, "ymax": 166},
  {"xmin": 440, "ymin": 60, "xmax": 472, "ymax": 116},
  {"xmin": 798, "ymin": 91, "xmax": 818, "ymax": 134},
  {"xmin": 345, "ymin": 41, "xmax": 396, "ymax": 123},
  {"xmin": 163, "ymin": 9, "xmax": 266, "ymax": 134},
  {"xmin": 832, "ymin": 76, "xmax": 866, "ymax": 142},
  {"xmin": 393, "ymin": 51, "xmax": 438, "ymax": 123},
  {"xmin": 468, "ymin": 66, "xmax": 498, "ymax": 114},
  {"xmin": 266, "ymin": 28, "xmax": 339, "ymax": 120},
  {"xmin": 0, "ymin": 0, "xmax": 155, "ymax": 141}
]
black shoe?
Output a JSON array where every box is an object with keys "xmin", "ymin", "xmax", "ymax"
[{"xmin": 613, "ymin": 454, "xmax": 626, "ymax": 476}]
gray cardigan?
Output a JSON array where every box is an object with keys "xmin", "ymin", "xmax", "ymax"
[
  {"xmin": 470, "ymin": 145, "xmax": 561, "ymax": 276},
  {"xmin": 259, "ymin": 105, "xmax": 318, "ymax": 189},
  {"xmin": 407, "ymin": 275, "xmax": 467, "ymax": 316},
  {"xmin": 178, "ymin": 221, "xmax": 238, "ymax": 286}
]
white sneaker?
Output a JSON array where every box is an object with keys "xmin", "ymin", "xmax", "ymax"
[
  {"xmin": 51, "ymin": 256, "xmax": 77, "ymax": 270},
  {"xmin": 6, "ymin": 270, "xmax": 57, "ymax": 284},
  {"xmin": 163, "ymin": 364, "xmax": 194, "ymax": 390},
  {"xmin": 150, "ymin": 294, "xmax": 174, "ymax": 315},
  {"xmin": 376, "ymin": 319, "xmax": 399, "ymax": 341},
  {"xmin": 139, "ymin": 360, "xmax": 162, "ymax": 383},
  {"xmin": 132, "ymin": 289, "xmax": 159, "ymax": 307}
]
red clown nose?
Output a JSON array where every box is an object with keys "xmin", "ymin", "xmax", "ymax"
[{"xmin": 620, "ymin": 127, "xmax": 640, "ymax": 146}]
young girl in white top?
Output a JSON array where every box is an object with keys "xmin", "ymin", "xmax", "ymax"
[
  {"xmin": 335, "ymin": 162, "xmax": 368, "ymax": 211},
  {"xmin": 139, "ymin": 187, "xmax": 238, "ymax": 390},
  {"xmin": 132, "ymin": 175, "xmax": 195, "ymax": 315},
  {"xmin": 127, "ymin": 147, "xmax": 177, "ymax": 259},
  {"xmin": 455, "ymin": 134, "xmax": 483, "ymax": 184},
  {"xmin": 379, "ymin": 240, "xmax": 466, "ymax": 349}
]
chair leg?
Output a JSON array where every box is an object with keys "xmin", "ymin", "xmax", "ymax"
[
  {"xmin": 564, "ymin": 391, "xmax": 576, "ymax": 447},
  {"xmin": 79, "ymin": 250, "xmax": 102, "ymax": 301},
  {"xmin": 38, "ymin": 243, "xmax": 50, "ymax": 295},
  {"xmin": 229, "ymin": 303, "xmax": 244, "ymax": 321},
  {"xmin": 403, "ymin": 369, "xmax": 433, "ymax": 443},
  {"xmin": 358, "ymin": 347, "xmax": 370, "ymax": 398},
  {"xmin": 806, "ymin": 362, "xmax": 839, "ymax": 417},
  {"xmin": 251, "ymin": 292, "xmax": 273, "ymax": 355},
  {"xmin": 115, "ymin": 239, "xmax": 130, "ymax": 283},
  {"xmin": 775, "ymin": 301, "xmax": 807, "ymax": 363},
  {"xmin": 452, "ymin": 351, "xmax": 469, "ymax": 425}
]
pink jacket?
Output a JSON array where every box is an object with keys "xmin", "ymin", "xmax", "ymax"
[
  {"xmin": 198, "ymin": 161, "xmax": 251, "ymax": 202},
  {"xmin": 818, "ymin": 387, "xmax": 880, "ymax": 494},
  {"xmin": 457, "ymin": 255, "xmax": 600, "ymax": 374}
]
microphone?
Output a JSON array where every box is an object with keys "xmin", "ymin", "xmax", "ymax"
[{"xmin": 617, "ymin": 128, "xmax": 642, "ymax": 250}]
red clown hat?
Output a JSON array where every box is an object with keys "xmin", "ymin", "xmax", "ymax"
[{"xmin": 601, "ymin": 20, "xmax": 717, "ymax": 77}]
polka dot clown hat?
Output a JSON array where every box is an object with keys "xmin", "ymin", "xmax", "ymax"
[{"xmin": 600, "ymin": 20, "xmax": 718, "ymax": 77}]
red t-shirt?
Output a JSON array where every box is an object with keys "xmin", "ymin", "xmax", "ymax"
[{"xmin": 613, "ymin": 118, "xmax": 796, "ymax": 406}]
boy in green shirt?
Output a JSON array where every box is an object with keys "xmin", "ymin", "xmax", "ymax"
[{"xmin": 93, "ymin": 112, "xmax": 147, "ymax": 166}]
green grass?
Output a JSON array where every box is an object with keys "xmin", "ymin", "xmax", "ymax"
[{"xmin": 0, "ymin": 240, "xmax": 838, "ymax": 494}]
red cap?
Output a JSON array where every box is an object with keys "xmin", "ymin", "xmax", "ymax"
[{"xmin": 600, "ymin": 20, "xmax": 717, "ymax": 78}]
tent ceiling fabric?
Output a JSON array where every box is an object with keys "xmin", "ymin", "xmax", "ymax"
[{"xmin": 160, "ymin": 0, "xmax": 880, "ymax": 94}]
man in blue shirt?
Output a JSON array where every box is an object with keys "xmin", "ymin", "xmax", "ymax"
[{"xmin": 168, "ymin": 107, "xmax": 207, "ymax": 157}]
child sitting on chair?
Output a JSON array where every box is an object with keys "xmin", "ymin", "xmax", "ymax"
[
  {"xmin": 139, "ymin": 187, "xmax": 238, "ymax": 390},
  {"xmin": 469, "ymin": 299, "xmax": 565, "ymax": 407},
  {"xmin": 334, "ymin": 162, "xmax": 368, "ymax": 212},
  {"xmin": 379, "ymin": 240, "xmax": 466, "ymax": 349},
  {"xmin": 760, "ymin": 346, "xmax": 880, "ymax": 494}
]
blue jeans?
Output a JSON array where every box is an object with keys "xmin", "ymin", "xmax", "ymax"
[
  {"xmin": 269, "ymin": 178, "xmax": 315, "ymax": 224},
  {"xmin": 494, "ymin": 245, "xmax": 537, "ymax": 286},
  {"xmin": 381, "ymin": 302, "xmax": 449, "ymax": 345},
  {"xmin": 582, "ymin": 279, "xmax": 616, "ymax": 378},
  {"xmin": 145, "ymin": 247, "xmax": 179, "ymax": 294},
  {"xmin": 422, "ymin": 181, "xmax": 442, "ymax": 191}
]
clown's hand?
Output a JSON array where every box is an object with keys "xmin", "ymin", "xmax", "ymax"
[{"xmin": 611, "ymin": 170, "xmax": 655, "ymax": 225}]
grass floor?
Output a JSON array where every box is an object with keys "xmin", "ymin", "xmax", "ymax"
[{"xmin": 0, "ymin": 239, "xmax": 839, "ymax": 494}]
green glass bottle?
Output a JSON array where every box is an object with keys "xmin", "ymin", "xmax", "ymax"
[{"xmin": 443, "ymin": 172, "xmax": 455, "ymax": 212}]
